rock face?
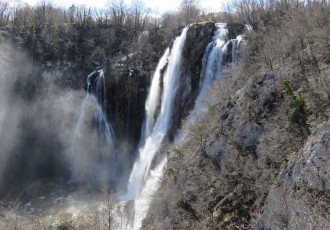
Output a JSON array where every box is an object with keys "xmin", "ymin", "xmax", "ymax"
[
  {"xmin": 105, "ymin": 67, "xmax": 149, "ymax": 148},
  {"xmin": 254, "ymin": 123, "xmax": 330, "ymax": 229},
  {"xmin": 227, "ymin": 23, "xmax": 246, "ymax": 40},
  {"xmin": 102, "ymin": 27, "xmax": 175, "ymax": 149},
  {"xmin": 141, "ymin": 53, "xmax": 330, "ymax": 230}
]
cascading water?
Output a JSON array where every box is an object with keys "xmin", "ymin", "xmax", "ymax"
[
  {"xmin": 231, "ymin": 35, "xmax": 244, "ymax": 64},
  {"xmin": 201, "ymin": 23, "xmax": 228, "ymax": 92},
  {"xmin": 143, "ymin": 48, "xmax": 170, "ymax": 139},
  {"xmin": 138, "ymin": 31, "xmax": 150, "ymax": 44},
  {"xmin": 72, "ymin": 69, "xmax": 115, "ymax": 184},
  {"xmin": 119, "ymin": 27, "xmax": 188, "ymax": 230},
  {"xmin": 0, "ymin": 21, "xmax": 252, "ymax": 230},
  {"xmin": 126, "ymin": 27, "xmax": 188, "ymax": 199}
]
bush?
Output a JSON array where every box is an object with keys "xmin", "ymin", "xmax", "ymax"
[{"xmin": 283, "ymin": 80, "xmax": 306, "ymax": 125}]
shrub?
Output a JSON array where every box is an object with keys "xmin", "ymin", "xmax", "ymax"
[{"xmin": 283, "ymin": 80, "xmax": 306, "ymax": 125}]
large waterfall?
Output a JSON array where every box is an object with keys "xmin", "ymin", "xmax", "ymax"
[
  {"xmin": 202, "ymin": 23, "xmax": 228, "ymax": 90},
  {"xmin": 125, "ymin": 27, "xmax": 188, "ymax": 199},
  {"xmin": 117, "ymin": 27, "xmax": 188, "ymax": 230}
]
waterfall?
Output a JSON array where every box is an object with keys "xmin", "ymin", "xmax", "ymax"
[
  {"xmin": 231, "ymin": 35, "xmax": 244, "ymax": 64},
  {"xmin": 201, "ymin": 23, "xmax": 228, "ymax": 92},
  {"xmin": 115, "ymin": 22, "xmax": 246, "ymax": 229},
  {"xmin": 138, "ymin": 31, "xmax": 150, "ymax": 45},
  {"xmin": 144, "ymin": 48, "xmax": 170, "ymax": 139},
  {"xmin": 89, "ymin": 70, "xmax": 114, "ymax": 147},
  {"xmin": 200, "ymin": 23, "xmax": 246, "ymax": 96},
  {"xmin": 117, "ymin": 26, "xmax": 188, "ymax": 230},
  {"xmin": 126, "ymin": 27, "xmax": 188, "ymax": 200},
  {"xmin": 72, "ymin": 69, "xmax": 115, "ymax": 184},
  {"xmin": 74, "ymin": 70, "xmax": 114, "ymax": 148}
]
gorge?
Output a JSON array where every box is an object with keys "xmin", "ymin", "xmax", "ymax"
[
  {"xmin": 0, "ymin": 20, "xmax": 246, "ymax": 228},
  {"xmin": 0, "ymin": 1, "xmax": 330, "ymax": 229}
]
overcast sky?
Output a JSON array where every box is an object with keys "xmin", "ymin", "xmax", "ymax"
[{"xmin": 20, "ymin": 0, "xmax": 226, "ymax": 14}]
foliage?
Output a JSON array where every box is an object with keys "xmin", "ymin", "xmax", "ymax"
[
  {"xmin": 173, "ymin": 147, "xmax": 185, "ymax": 158},
  {"xmin": 283, "ymin": 80, "xmax": 306, "ymax": 125},
  {"xmin": 283, "ymin": 79, "xmax": 294, "ymax": 96},
  {"xmin": 291, "ymin": 92, "xmax": 306, "ymax": 124}
]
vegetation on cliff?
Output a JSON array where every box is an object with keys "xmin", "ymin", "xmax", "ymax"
[
  {"xmin": 0, "ymin": 0, "xmax": 329, "ymax": 229},
  {"xmin": 143, "ymin": 1, "xmax": 330, "ymax": 229}
]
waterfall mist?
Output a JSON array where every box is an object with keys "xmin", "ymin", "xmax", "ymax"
[{"xmin": 0, "ymin": 43, "xmax": 117, "ymax": 199}]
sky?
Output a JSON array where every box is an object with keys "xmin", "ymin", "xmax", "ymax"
[{"xmin": 19, "ymin": 0, "xmax": 226, "ymax": 14}]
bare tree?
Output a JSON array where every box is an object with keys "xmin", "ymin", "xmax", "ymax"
[
  {"xmin": 0, "ymin": 1, "xmax": 10, "ymax": 27},
  {"xmin": 129, "ymin": 0, "xmax": 149, "ymax": 30},
  {"xmin": 108, "ymin": 0, "xmax": 126, "ymax": 28},
  {"xmin": 180, "ymin": 0, "xmax": 200, "ymax": 25}
]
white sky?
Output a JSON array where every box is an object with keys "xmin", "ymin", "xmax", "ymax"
[{"xmin": 18, "ymin": 0, "xmax": 226, "ymax": 14}]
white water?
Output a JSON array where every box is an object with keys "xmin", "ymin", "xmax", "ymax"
[
  {"xmin": 116, "ymin": 22, "xmax": 247, "ymax": 229},
  {"xmin": 130, "ymin": 157, "xmax": 168, "ymax": 230},
  {"xmin": 202, "ymin": 23, "xmax": 228, "ymax": 91},
  {"xmin": 245, "ymin": 24, "xmax": 253, "ymax": 31},
  {"xmin": 116, "ymin": 27, "xmax": 188, "ymax": 230},
  {"xmin": 231, "ymin": 35, "xmax": 244, "ymax": 64},
  {"xmin": 125, "ymin": 27, "xmax": 188, "ymax": 200},
  {"xmin": 138, "ymin": 31, "xmax": 150, "ymax": 44},
  {"xmin": 144, "ymin": 48, "xmax": 170, "ymax": 138},
  {"xmin": 74, "ymin": 70, "xmax": 114, "ymax": 148}
]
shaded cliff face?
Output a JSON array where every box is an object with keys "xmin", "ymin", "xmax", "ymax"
[
  {"xmin": 105, "ymin": 67, "xmax": 149, "ymax": 148},
  {"xmin": 103, "ymin": 27, "xmax": 177, "ymax": 148}
]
